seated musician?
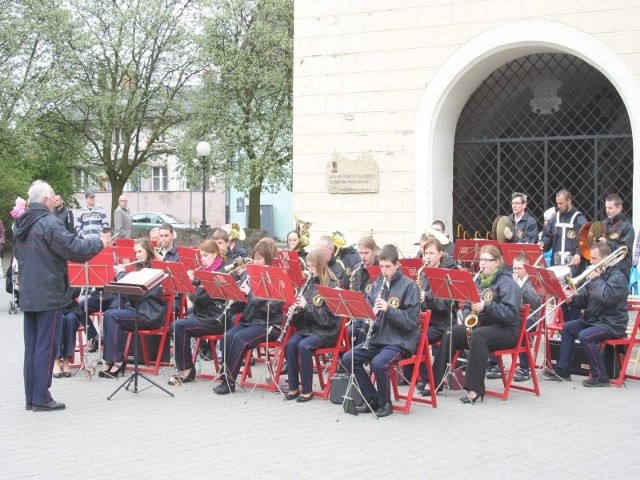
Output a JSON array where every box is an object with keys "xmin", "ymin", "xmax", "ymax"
[
  {"xmin": 316, "ymin": 235, "xmax": 348, "ymax": 289},
  {"xmin": 511, "ymin": 253, "xmax": 542, "ymax": 382},
  {"xmin": 53, "ymin": 292, "xmax": 83, "ymax": 378},
  {"xmin": 415, "ymin": 237, "xmax": 458, "ymax": 394},
  {"xmin": 213, "ymin": 237, "xmax": 284, "ymax": 395},
  {"xmin": 347, "ymin": 235, "xmax": 379, "ymax": 347},
  {"xmin": 168, "ymin": 240, "xmax": 226, "ymax": 385},
  {"xmin": 99, "ymin": 238, "xmax": 168, "ymax": 378},
  {"xmin": 341, "ymin": 244, "xmax": 420, "ymax": 417},
  {"xmin": 213, "ymin": 225, "xmax": 248, "ymax": 262},
  {"xmin": 284, "ymin": 249, "xmax": 340, "ymax": 402},
  {"xmin": 429, "ymin": 245, "xmax": 521, "ymax": 404},
  {"xmin": 287, "ymin": 229, "xmax": 307, "ymax": 262},
  {"xmin": 544, "ymin": 243, "xmax": 628, "ymax": 387},
  {"xmin": 157, "ymin": 223, "xmax": 180, "ymax": 262}
]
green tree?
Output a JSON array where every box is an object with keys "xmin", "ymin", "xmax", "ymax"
[
  {"xmin": 46, "ymin": 0, "xmax": 204, "ymax": 222},
  {"xmin": 182, "ymin": 0, "xmax": 293, "ymax": 229}
]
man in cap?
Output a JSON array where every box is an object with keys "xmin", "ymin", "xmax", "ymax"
[{"xmin": 76, "ymin": 191, "xmax": 109, "ymax": 239}]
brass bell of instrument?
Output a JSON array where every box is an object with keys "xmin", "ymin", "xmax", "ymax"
[
  {"xmin": 222, "ymin": 223, "xmax": 246, "ymax": 242},
  {"xmin": 577, "ymin": 221, "xmax": 603, "ymax": 260},
  {"xmin": 292, "ymin": 216, "xmax": 312, "ymax": 252},
  {"xmin": 331, "ymin": 230, "xmax": 348, "ymax": 257}
]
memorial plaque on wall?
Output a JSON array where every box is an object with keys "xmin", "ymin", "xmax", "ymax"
[{"xmin": 327, "ymin": 152, "xmax": 379, "ymax": 194}]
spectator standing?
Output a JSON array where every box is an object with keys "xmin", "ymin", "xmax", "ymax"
[
  {"xmin": 76, "ymin": 191, "xmax": 109, "ymax": 239},
  {"xmin": 53, "ymin": 194, "xmax": 75, "ymax": 234},
  {"xmin": 113, "ymin": 195, "xmax": 132, "ymax": 239}
]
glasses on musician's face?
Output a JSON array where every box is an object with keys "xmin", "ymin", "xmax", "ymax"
[
  {"xmin": 511, "ymin": 201, "xmax": 523, "ymax": 205},
  {"xmin": 479, "ymin": 257, "xmax": 496, "ymax": 263}
]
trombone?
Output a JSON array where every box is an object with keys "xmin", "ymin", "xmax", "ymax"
[{"xmin": 525, "ymin": 246, "xmax": 628, "ymax": 333}]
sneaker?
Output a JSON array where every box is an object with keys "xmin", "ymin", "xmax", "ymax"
[
  {"xmin": 513, "ymin": 367, "xmax": 530, "ymax": 382},
  {"xmin": 582, "ymin": 378, "xmax": 610, "ymax": 388},
  {"xmin": 543, "ymin": 368, "xmax": 571, "ymax": 381},
  {"xmin": 485, "ymin": 365, "xmax": 502, "ymax": 379}
]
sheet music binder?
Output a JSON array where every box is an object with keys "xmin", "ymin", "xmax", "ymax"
[{"xmin": 104, "ymin": 268, "xmax": 168, "ymax": 296}]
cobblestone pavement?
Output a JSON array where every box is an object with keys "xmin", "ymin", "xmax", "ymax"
[{"xmin": 0, "ymin": 271, "xmax": 638, "ymax": 479}]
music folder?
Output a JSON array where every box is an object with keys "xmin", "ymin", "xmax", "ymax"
[{"xmin": 104, "ymin": 268, "xmax": 168, "ymax": 296}]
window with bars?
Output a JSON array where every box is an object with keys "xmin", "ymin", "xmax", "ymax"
[{"xmin": 453, "ymin": 53, "xmax": 633, "ymax": 238}]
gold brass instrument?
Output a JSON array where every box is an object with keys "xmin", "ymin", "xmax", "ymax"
[
  {"xmin": 577, "ymin": 221, "xmax": 603, "ymax": 260},
  {"xmin": 425, "ymin": 228, "xmax": 449, "ymax": 246},
  {"xmin": 222, "ymin": 223, "xmax": 246, "ymax": 242},
  {"xmin": 349, "ymin": 261, "xmax": 364, "ymax": 292},
  {"xmin": 331, "ymin": 230, "xmax": 348, "ymax": 258},
  {"xmin": 464, "ymin": 271, "xmax": 481, "ymax": 346},
  {"xmin": 223, "ymin": 257, "xmax": 253, "ymax": 274},
  {"xmin": 292, "ymin": 216, "xmax": 312, "ymax": 252},
  {"xmin": 492, "ymin": 215, "xmax": 515, "ymax": 243},
  {"xmin": 565, "ymin": 246, "xmax": 628, "ymax": 292}
]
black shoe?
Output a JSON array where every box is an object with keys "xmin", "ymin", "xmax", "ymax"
[
  {"xmin": 374, "ymin": 401, "xmax": 393, "ymax": 417},
  {"xmin": 416, "ymin": 381, "xmax": 426, "ymax": 392},
  {"xmin": 296, "ymin": 393, "xmax": 314, "ymax": 403},
  {"xmin": 543, "ymin": 368, "xmax": 571, "ymax": 381},
  {"xmin": 513, "ymin": 367, "xmax": 531, "ymax": 383},
  {"xmin": 582, "ymin": 378, "xmax": 610, "ymax": 388},
  {"xmin": 32, "ymin": 401, "xmax": 66, "ymax": 412},
  {"xmin": 88, "ymin": 339, "xmax": 99, "ymax": 353},
  {"xmin": 355, "ymin": 398, "xmax": 379, "ymax": 414},
  {"xmin": 460, "ymin": 392, "xmax": 484, "ymax": 404},
  {"xmin": 26, "ymin": 403, "xmax": 32, "ymax": 411},
  {"xmin": 213, "ymin": 381, "xmax": 235, "ymax": 395},
  {"xmin": 485, "ymin": 365, "xmax": 502, "ymax": 379},
  {"xmin": 420, "ymin": 387, "xmax": 443, "ymax": 397},
  {"xmin": 284, "ymin": 390, "xmax": 300, "ymax": 401}
]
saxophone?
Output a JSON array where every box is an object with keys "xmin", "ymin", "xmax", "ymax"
[{"xmin": 349, "ymin": 262, "xmax": 364, "ymax": 291}]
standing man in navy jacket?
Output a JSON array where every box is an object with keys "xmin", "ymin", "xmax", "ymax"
[{"xmin": 13, "ymin": 180, "xmax": 107, "ymax": 412}]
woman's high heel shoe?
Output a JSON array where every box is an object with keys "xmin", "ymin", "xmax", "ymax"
[
  {"xmin": 98, "ymin": 362, "xmax": 114, "ymax": 378},
  {"xmin": 101, "ymin": 363, "xmax": 126, "ymax": 379},
  {"xmin": 460, "ymin": 392, "xmax": 484, "ymax": 404}
]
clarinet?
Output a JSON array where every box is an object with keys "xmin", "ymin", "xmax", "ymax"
[
  {"xmin": 363, "ymin": 277, "xmax": 388, "ymax": 350},
  {"xmin": 277, "ymin": 275, "xmax": 313, "ymax": 342}
]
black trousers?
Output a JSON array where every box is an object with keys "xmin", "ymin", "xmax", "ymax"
[{"xmin": 433, "ymin": 324, "xmax": 518, "ymax": 395}]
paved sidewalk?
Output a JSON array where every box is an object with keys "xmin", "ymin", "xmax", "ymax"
[{"xmin": 0, "ymin": 281, "xmax": 638, "ymax": 479}]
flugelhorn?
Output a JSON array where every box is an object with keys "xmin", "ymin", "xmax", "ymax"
[
  {"xmin": 223, "ymin": 257, "xmax": 253, "ymax": 274},
  {"xmin": 565, "ymin": 245, "xmax": 628, "ymax": 291}
]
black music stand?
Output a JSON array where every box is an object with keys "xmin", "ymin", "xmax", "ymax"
[
  {"xmin": 316, "ymin": 286, "xmax": 377, "ymax": 417},
  {"xmin": 69, "ymin": 251, "xmax": 114, "ymax": 378},
  {"xmin": 194, "ymin": 271, "xmax": 247, "ymax": 387},
  {"xmin": 423, "ymin": 268, "xmax": 481, "ymax": 392},
  {"xmin": 105, "ymin": 268, "xmax": 174, "ymax": 399},
  {"xmin": 243, "ymin": 264, "xmax": 295, "ymax": 399}
]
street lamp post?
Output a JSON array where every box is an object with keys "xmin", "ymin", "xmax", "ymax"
[{"xmin": 196, "ymin": 141, "xmax": 211, "ymax": 239}]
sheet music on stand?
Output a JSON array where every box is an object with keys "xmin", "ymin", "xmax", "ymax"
[
  {"xmin": 178, "ymin": 247, "xmax": 201, "ymax": 272},
  {"xmin": 104, "ymin": 268, "xmax": 168, "ymax": 296}
]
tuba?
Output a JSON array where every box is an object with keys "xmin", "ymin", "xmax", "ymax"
[
  {"xmin": 222, "ymin": 223, "xmax": 246, "ymax": 243},
  {"xmin": 331, "ymin": 230, "xmax": 348, "ymax": 258},
  {"xmin": 292, "ymin": 216, "xmax": 312, "ymax": 252}
]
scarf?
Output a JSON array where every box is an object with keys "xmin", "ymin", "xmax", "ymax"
[{"xmin": 480, "ymin": 266, "xmax": 501, "ymax": 289}]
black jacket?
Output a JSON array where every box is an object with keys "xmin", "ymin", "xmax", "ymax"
[
  {"xmin": 519, "ymin": 277, "xmax": 542, "ymax": 325},
  {"xmin": 509, "ymin": 211, "xmax": 539, "ymax": 244},
  {"xmin": 229, "ymin": 272, "xmax": 284, "ymax": 328},
  {"xmin": 349, "ymin": 260, "xmax": 378, "ymax": 294},
  {"xmin": 602, "ymin": 212, "xmax": 634, "ymax": 278},
  {"xmin": 464, "ymin": 268, "xmax": 522, "ymax": 336},
  {"xmin": 337, "ymin": 246, "xmax": 361, "ymax": 275},
  {"xmin": 13, "ymin": 203, "xmax": 103, "ymax": 312},
  {"xmin": 419, "ymin": 255, "xmax": 458, "ymax": 333},
  {"xmin": 291, "ymin": 278, "xmax": 341, "ymax": 346},
  {"xmin": 367, "ymin": 269, "xmax": 420, "ymax": 354},
  {"xmin": 54, "ymin": 206, "xmax": 75, "ymax": 234},
  {"xmin": 328, "ymin": 258, "xmax": 348, "ymax": 289},
  {"xmin": 570, "ymin": 265, "xmax": 628, "ymax": 338},
  {"xmin": 188, "ymin": 282, "xmax": 227, "ymax": 329}
]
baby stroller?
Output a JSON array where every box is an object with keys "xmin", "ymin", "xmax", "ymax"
[{"xmin": 6, "ymin": 259, "xmax": 19, "ymax": 314}]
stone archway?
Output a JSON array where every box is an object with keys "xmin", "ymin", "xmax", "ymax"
[{"xmin": 415, "ymin": 20, "xmax": 640, "ymax": 237}]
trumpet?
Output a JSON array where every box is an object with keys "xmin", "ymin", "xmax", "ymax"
[{"xmin": 224, "ymin": 257, "xmax": 253, "ymax": 274}]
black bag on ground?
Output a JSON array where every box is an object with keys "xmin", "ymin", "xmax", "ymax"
[{"xmin": 329, "ymin": 373, "xmax": 364, "ymax": 405}]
